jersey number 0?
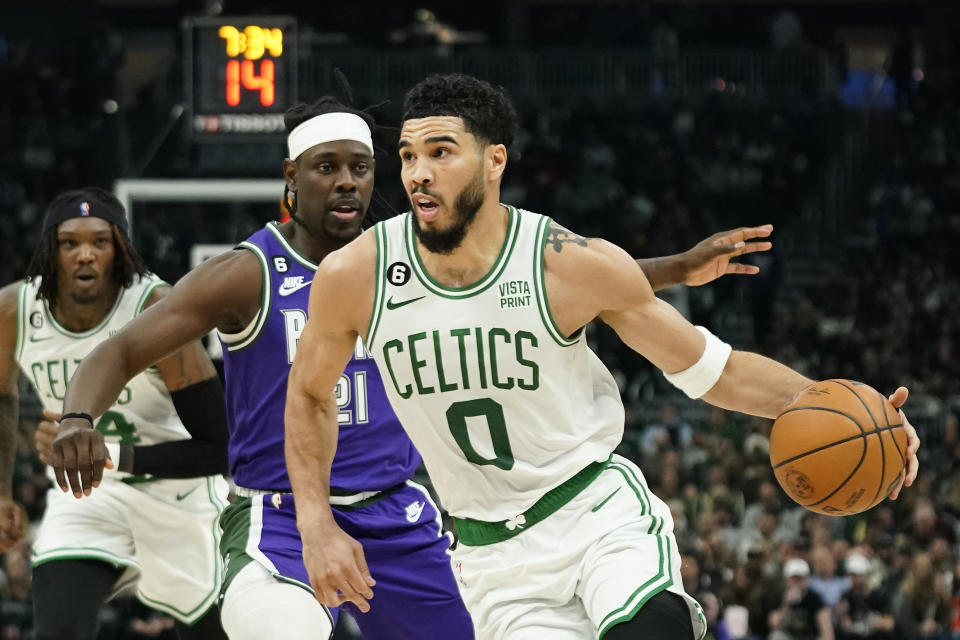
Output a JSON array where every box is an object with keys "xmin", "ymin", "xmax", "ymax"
[{"xmin": 446, "ymin": 398, "xmax": 515, "ymax": 470}]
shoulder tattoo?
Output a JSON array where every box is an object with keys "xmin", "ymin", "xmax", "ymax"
[{"xmin": 544, "ymin": 223, "xmax": 588, "ymax": 253}]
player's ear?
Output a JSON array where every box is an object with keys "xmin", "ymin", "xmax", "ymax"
[
  {"xmin": 282, "ymin": 158, "xmax": 298, "ymax": 190},
  {"xmin": 486, "ymin": 144, "xmax": 507, "ymax": 182}
]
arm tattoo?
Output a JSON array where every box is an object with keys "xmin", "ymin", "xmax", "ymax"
[{"xmin": 545, "ymin": 223, "xmax": 588, "ymax": 253}]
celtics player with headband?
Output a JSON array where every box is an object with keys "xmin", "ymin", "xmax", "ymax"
[
  {"xmin": 52, "ymin": 94, "xmax": 778, "ymax": 637},
  {"xmin": 0, "ymin": 188, "xmax": 230, "ymax": 639},
  {"xmin": 285, "ymin": 74, "xmax": 921, "ymax": 640}
]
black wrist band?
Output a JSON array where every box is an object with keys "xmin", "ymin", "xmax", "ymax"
[{"xmin": 60, "ymin": 412, "xmax": 94, "ymax": 425}]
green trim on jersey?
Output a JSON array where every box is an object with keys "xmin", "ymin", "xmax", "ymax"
[
  {"xmin": 451, "ymin": 456, "xmax": 609, "ymax": 546},
  {"xmin": 265, "ymin": 221, "xmax": 319, "ymax": 271},
  {"xmin": 45, "ymin": 284, "xmax": 127, "ymax": 339},
  {"xmin": 224, "ymin": 242, "xmax": 271, "ymax": 352},
  {"xmin": 31, "ymin": 547, "xmax": 140, "ymax": 570},
  {"xmin": 533, "ymin": 215, "xmax": 580, "ymax": 347},
  {"xmin": 366, "ymin": 223, "xmax": 388, "ymax": 348},
  {"xmin": 14, "ymin": 283, "xmax": 27, "ymax": 362},
  {"xmin": 404, "ymin": 205, "xmax": 520, "ymax": 298},
  {"xmin": 134, "ymin": 277, "xmax": 169, "ymax": 315},
  {"xmin": 597, "ymin": 460, "xmax": 678, "ymax": 639}
]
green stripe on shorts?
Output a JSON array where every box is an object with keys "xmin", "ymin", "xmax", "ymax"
[
  {"xmin": 597, "ymin": 462, "xmax": 674, "ymax": 638},
  {"xmin": 139, "ymin": 476, "xmax": 225, "ymax": 623}
]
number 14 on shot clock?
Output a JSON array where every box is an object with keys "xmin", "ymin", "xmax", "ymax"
[
  {"xmin": 218, "ymin": 25, "xmax": 283, "ymax": 106},
  {"xmin": 184, "ymin": 16, "xmax": 297, "ymax": 139}
]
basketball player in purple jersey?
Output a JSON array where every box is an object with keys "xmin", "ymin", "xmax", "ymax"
[{"xmin": 48, "ymin": 95, "xmax": 774, "ymax": 638}]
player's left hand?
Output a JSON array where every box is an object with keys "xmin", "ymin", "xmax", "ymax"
[
  {"xmin": 886, "ymin": 386, "xmax": 920, "ymax": 500},
  {"xmin": 35, "ymin": 409, "xmax": 60, "ymax": 467},
  {"xmin": 681, "ymin": 224, "xmax": 774, "ymax": 286}
]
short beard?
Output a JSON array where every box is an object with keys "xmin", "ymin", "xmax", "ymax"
[
  {"xmin": 290, "ymin": 208, "xmax": 365, "ymax": 243},
  {"xmin": 70, "ymin": 290, "xmax": 100, "ymax": 305},
  {"xmin": 412, "ymin": 170, "xmax": 485, "ymax": 255}
]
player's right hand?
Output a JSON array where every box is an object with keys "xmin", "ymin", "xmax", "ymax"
[
  {"xmin": 47, "ymin": 409, "xmax": 114, "ymax": 498},
  {"xmin": 301, "ymin": 518, "xmax": 376, "ymax": 612},
  {"xmin": 886, "ymin": 386, "xmax": 920, "ymax": 500},
  {"xmin": 0, "ymin": 497, "xmax": 26, "ymax": 552}
]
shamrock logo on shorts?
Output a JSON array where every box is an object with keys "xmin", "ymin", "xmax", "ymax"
[{"xmin": 505, "ymin": 514, "xmax": 526, "ymax": 531}]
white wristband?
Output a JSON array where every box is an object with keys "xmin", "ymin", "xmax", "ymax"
[
  {"xmin": 663, "ymin": 326, "xmax": 732, "ymax": 399},
  {"xmin": 104, "ymin": 442, "xmax": 121, "ymax": 474}
]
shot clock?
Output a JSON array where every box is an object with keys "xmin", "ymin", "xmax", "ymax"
[{"xmin": 183, "ymin": 16, "xmax": 297, "ymax": 140}]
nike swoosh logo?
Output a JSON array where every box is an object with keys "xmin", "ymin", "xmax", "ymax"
[
  {"xmin": 278, "ymin": 280, "xmax": 312, "ymax": 297},
  {"xmin": 29, "ymin": 335, "xmax": 53, "ymax": 343},
  {"xmin": 405, "ymin": 502, "xmax": 425, "ymax": 522},
  {"xmin": 591, "ymin": 487, "xmax": 621, "ymax": 512},
  {"xmin": 176, "ymin": 486, "xmax": 199, "ymax": 501},
  {"xmin": 386, "ymin": 296, "xmax": 425, "ymax": 310}
]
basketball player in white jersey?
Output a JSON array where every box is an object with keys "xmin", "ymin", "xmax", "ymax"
[
  {"xmin": 284, "ymin": 74, "xmax": 921, "ymax": 640},
  {"xmin": 0, "ymin": 188, "xmax": 229, "ymax": 640}
]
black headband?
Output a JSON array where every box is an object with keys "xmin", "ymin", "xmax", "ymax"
[{"xmin": 43, "ymin": 198, "xmax": 128, "ymax": 234}]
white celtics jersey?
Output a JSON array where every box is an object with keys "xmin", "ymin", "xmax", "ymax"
[
  {"xmin": 365, "ymin": 206, "xmax": 624, "ymax": 521},
  {"xmin": 15, "ymin": 274, "xmax": 190, "ymax": 450}
]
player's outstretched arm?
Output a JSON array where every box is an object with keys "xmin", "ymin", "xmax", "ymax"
[
  {"xmin": 548, "ymin": 229, "xmax": 809, "ymax": 417},
  {"xmin": 635, "ymin": 224, "xmax": 773, "ymax": 291},
  {"xmin": 286, "ymin": 232, "xmax": 377, "ymax": 614},
  {"xmin": 51, "ymin": 250, "xmax": 261, "ymax": 497},
  {"xmin": 111, "ymin": 285, "xmax": 228, "ymax": 478},
  {"xmin": 0, "ymin": 285, "xmax": 27, "ymax": 550},
  {"xmin": 547, "ymin": 223, "xmax": 920, "ymax": 494}
]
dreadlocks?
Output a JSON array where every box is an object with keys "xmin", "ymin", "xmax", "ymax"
[{"xmin": 25, "ymin": 187, "xmax": 150, "ymax": 308}]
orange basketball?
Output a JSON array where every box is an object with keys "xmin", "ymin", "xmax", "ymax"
[{"xmin": 770, "ymin": 379, "xmax": 907, "ymax": 516}]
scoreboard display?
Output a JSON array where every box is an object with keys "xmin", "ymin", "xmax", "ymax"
[{"xmin": 184, "ymin": 16, "xmax": 297, "ymax": 140}]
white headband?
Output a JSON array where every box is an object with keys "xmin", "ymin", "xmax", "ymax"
[{"xmin": 287, "ymin": 112, "xmax": 374, "ymax": 160}]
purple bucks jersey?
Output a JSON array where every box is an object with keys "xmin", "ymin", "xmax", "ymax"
[{"xmin": 219, "ymin": 222, "xmax": 420, "ymax": 492}]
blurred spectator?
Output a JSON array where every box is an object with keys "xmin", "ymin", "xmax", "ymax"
[
  {"xmin": 808, "ymin": 544, "xmax": 851, "ymax": 609},
  {"xmin": 906, "ymin": 498, "xmax": 956, "ymax": 549},
  {"xmin": 835, "ymin": 552, "xmax": 897, "ymax": 640},
  {"xmin": 770, "ymin": 9, "xmax": 804, "ymax": 51},
  {"xmin": 721, "ymin": 544, "xmax": 780, "ymax": 638},
  {"xmin": 768, "ymin": 558, "xmax": 834, "ymax": 640},
  {"xmin": 388, "ymin": 9, "xmax": 455, "ymax": 45},
  {"xmin": 893, "ymin": 553, "xmax": 951, "ymax": 640},
  {"xmin": 641, "ymin": 401, "xmax": 694, "ymax": 458}
]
